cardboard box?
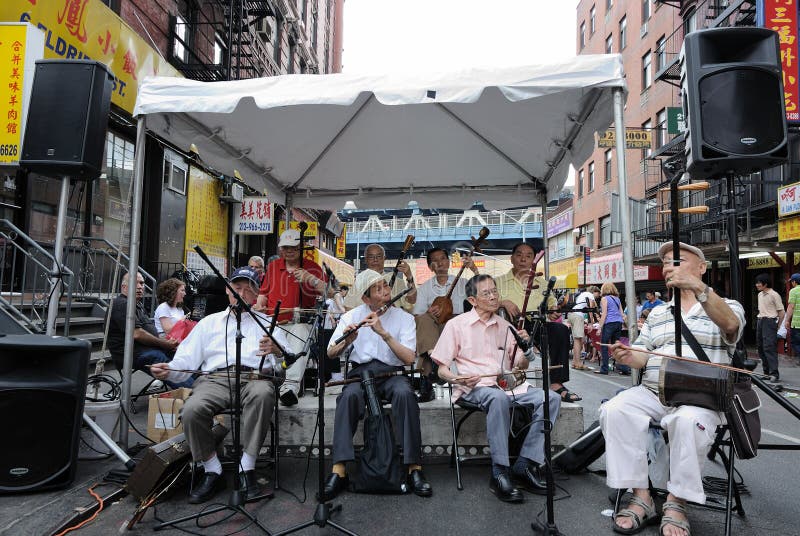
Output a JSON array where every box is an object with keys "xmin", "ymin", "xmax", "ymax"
[{"xmin": 146, "ymin": 387, "xmax": 192, "ymax": 443}]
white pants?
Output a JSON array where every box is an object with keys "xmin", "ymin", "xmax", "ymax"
[
  {"xmin": 281, "ymin": 322, "xmax": 312, "ymax": 396},
  {"xmin": 599, "ymin": 385, "xmax": 722, "ymax": 504}
]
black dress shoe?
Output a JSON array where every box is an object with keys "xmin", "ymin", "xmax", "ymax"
[
  {"xmin": 407, "ymin": 469, "xmax": 433, "ymax": 497},
  {"xmin": 489, "ymin": 473, "xmax": 524, "ymax": 503},
  {"xmin": 417, "ymin": 376, "xmax": 435, "ymax": 403},
  {"xmin": 239, "ymin": 470, "xmax": 261, "ymax": 500},
  {"xmin": 512, "ymin": 464, "xmax": 547, "ymax": 495},
  {"xmin": 320, "ymin": 473, "xmax": 348, "ymax": 501},
  {"xmin": 189, "ymin": 471, "xmax": 224, "ymax": 504},
  {"xmin": 280, "ymin": 390, "xmax": 299, "ymax": 407}
]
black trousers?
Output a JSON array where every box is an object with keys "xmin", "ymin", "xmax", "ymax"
[{"xmin": 332, "ymin": 360, "xmax": 422, "ymax": 465}]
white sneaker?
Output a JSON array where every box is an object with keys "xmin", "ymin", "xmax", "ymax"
[{"xmin": 149, "ymin": 379, "xmax": 164, "ymax": 390}]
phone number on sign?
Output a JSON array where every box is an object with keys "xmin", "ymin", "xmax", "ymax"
[
  {"xmin": 0, "ymin": 144, "xmax": 19, "ymax": 157},
  {"xmin": 238, "ymin": 222, "xmax": 272, "ymax": 232}
]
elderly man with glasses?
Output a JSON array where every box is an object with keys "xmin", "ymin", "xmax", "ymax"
[{"xmin": 344, "ymin": 243, "xmax": 416, "ymax": 311}]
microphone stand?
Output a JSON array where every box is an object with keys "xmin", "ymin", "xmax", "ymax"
[
  {"xmin": 155, "ymin": 246, "xmax": 288, "ymax": 534},
  {"xmin": 274, "ymin": 279, "xmax": 358, "ymax": 536},
  {"xmin": 531, "ymin": 276, "xmax": 563, "ymax": 536}
]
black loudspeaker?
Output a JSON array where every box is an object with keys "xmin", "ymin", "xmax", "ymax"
[
  {"xmin": 189, "ymin": 275, "xmax": 230, "ymax": 321},
  {"xmin": 20, "ymin": 60, "xmax": 114, "ymax": 180},
  {"xmin": 681, "ymin": 27, "xmax": 788, "ymax": 179},
  {"xmin": 0, "ymin": 335, "xmax": 90, "ymax": 493}
]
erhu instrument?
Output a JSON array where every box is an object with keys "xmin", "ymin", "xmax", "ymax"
[
  {"xmin": 431, "ymin": 227, "xmax": 490, "ymax": 325},
  {"xmin": 508, "ymin": 248, "xmax": 545, "ymax": 371},
  {"xmin": 388, "ymin": 234, "xmax": 415, "ymax": 288}
]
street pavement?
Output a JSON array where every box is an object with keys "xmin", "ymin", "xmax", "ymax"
[{"xmin": 1, "ymin": 352, "xmax": 798, "ymax": 536}]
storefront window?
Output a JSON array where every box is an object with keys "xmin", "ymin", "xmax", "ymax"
[{"xmin": 102, "ymin": 131, "xmax": 135, "ymax": 251}]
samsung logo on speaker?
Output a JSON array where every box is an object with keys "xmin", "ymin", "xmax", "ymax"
[
  {"xmin": 740, "ymin": 137, "xmax": 757, "ymax": 145},
  {"xmin": 9, "ymin": 467, "xmax": 29, "ymax": 476}
]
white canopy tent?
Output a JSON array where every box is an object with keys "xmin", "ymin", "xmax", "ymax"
[{"xmin": 120, "ymin": 54, "xmax": 637, "ymax": 445}]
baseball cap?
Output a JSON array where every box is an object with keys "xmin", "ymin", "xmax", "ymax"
[
  {"xmin": 229, "ymin": 266, "xmax": 260, "ymax": 288},
  {"xmin": 791, "ymin": 273, "xmax": 800, "ymax": 283},
  {"xmin": 657, "ymin": 241, "xmax": 705, "ymax": 263},
  {"xmin": 278, "ymin": 229, "xmax": 301, "ymax": 248}
]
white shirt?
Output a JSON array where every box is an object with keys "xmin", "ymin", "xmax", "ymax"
[
  {"xmin": 413, "ymin": 275, "xmax": 468, "ymax": 315},
  {"xmin": 154, "ymin": 302, "xmax": 185, "ymax": 336},
  {"xmin": 324, "ymin": 293, "xmax": 346, "ymax": 330},
  {"xmin": 329, "ymin": 304, "xmax": 416, "ymax": 367},
  {"xmin": 572, "ymin": 291, "xmax": 596, "ymax": 311},
  {"xmin": 167, "ymin": 307, "xmax": 289, "ymax": 383}
]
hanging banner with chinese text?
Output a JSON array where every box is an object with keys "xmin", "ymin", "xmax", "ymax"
[
  {"xmin": 779, "ymin": 215, "xmax": 800, "ymax": 241},
  {"xmin": 185, "ymin": 167, "xmax": 228, "ymax": 274},
  {"xmin": 0, "ymin": 23, "xmax": 43, "ymax": 166},
  {"xmin": 0, "ymin": 0, "xmax": 181, "ymax": 115},
  {"xmin": 336, "ymin": 226, "xmax": 346, "ymax": 258},
  {"xmin": 233, "ymin": 196, "xmax": 273, "ymax": 234},
  {"xmin": 759, "ymin": 0, "xmax": 799, "ymax": 122}
]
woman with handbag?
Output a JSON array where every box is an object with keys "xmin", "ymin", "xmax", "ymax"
[
  {"xmin": 596, "ymin": 282, "xmax": 629, "ymax": 375},
  {"xmin": 155, "ymin": 278, "xmax": 189, "ymax": 337}
]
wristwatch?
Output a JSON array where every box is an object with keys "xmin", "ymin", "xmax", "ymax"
[{"xmin": 696, "ymin": 284, "xmax": 710, "ymax": 303}]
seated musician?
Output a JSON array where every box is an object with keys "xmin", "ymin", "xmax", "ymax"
[
  {"xmin": 431, "ymin": 274, "xmax": 561, "ymax": 503},
  {"xmin": 414, "ymin": 247, "xmax": 479, "ymax": 402},
  {"xmin": 151, "ymin": 267, "xmax": 289, "ymax": 504},
  {"xmin": 344, "ymin": 243, "xmax": 416, "ymax": 311},
  {"xmin": 495, "ymin": 242, "xmax": 579, "ymax": 402},
  {"xmin": 600, "ymin": 242, "xmax": 745, "ymax": 536},
  {"xmin": 323, "ymin": 269, "xmax": 432, "ymax": 499}
]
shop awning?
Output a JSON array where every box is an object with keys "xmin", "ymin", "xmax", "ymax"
[{"xmin": 554, "ymin": 273, "xmax": 579, "ymax": 289}]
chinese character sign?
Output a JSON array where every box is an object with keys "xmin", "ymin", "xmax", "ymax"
[
  {"xmin": 546, "ymin": 209, "xmax": 573, "ymax": 238},
  {"xmin": 233, "ymin": 196, "xmax": 273, "ymax": 234},
  {"xmin": 761, "ymin": 0, "xmax": 799, "ymax": 122},
  {"xmin": 336, "ymin": 227, "xmax": 346, "ymax": 259},
  {"xmin": 778, "ymin": 181, "xmax": 800, "ymax": 217},
  {"xmin": 185, "ymin": 167, "xmax": 229, "ymax": 272},
  {"xmin": 779, "ymin": 215, "xmax": 800, "ymax": 241},
  {"xmin": 0, "ymin": 24, "xmax": 28, "ymax": 164}
]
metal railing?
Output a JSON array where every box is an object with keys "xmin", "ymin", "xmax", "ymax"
[
  {"xmin": 0, "ymin": 219, "xmax": 74, "ymax": 334},
  {"xmin": 63, "ymin": 236, "xmax": 157, "ymax": 317}
]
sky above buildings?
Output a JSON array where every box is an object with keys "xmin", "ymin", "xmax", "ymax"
[
  {"xmin": 342, "ymin": 0, "xmax": 578, "ymax": 74},
  {"xmin": 341, "ymin": 0, "xmax": 579, "ymax": 190}
]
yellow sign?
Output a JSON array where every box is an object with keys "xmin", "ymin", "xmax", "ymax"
[
  {"xmin": 0, "ymin": 24, "xmax": 27, "ymax": 164},
  {"xmin": 779, "ymin": 215, "xmax": 800, "ymax": 242},
  {"xmin": 336, "ymin": 226, "xmax": 346, "ymax": 259},
  {"xmin": 185, "ymin": 167, "xmax": 228, "ymax": 271},
  {"xmin": 0, "ymin": 0, "xmax": 181, "ymax": 114},
  {"xmin": 746, "ymin": 254, "xmax": 785, "ymax": 270},
  {"xmin": 598, "ymin": 129, "xmax": 652, "ymax": 149},
  {"xmin": 549, "ymin": 256, "xmax": 581, "ymax": 277}
]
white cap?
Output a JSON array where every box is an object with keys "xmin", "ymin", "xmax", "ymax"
[
  {"xmin": 278, "ymin": 229, "xmax": 301, "ymax": 248},
  {"xmin": 354, "ymin": 269, "xmax": 390, "ymax": 297},
  {"xmin": 657, "ymin": 241, "xmax": 705, "ymax": 263}
]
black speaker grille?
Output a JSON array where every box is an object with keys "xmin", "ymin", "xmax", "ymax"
[
  {"xmin": 0, "ymin": 390, "xmax": 76, "ymax": 491},
  {"xmin": 699, "ymin": 69, "xmax": 785, "ymax": 156}
]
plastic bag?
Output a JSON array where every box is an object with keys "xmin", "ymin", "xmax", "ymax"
[
  {"xmin": 777, "ymin": 324, "xmax": 787, "ymax": 339},
  {"xmin": 169, "ymin": 319, "xmax": 197, "ymax": 341},
  {"xmin": 647, "ymin": 427, "xmax": 669, "ymax": 489}
]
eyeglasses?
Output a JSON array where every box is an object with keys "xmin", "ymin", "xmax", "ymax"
[{"xmin": 476, "ymin": 288, "xmax": 499, "ymax": 298}]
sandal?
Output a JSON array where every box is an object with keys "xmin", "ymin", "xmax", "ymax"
[
  {"xmin": 613, "ymin": 495, "xmax": 661, "ymax": 535},
  {"xmin": 660, "ymin": 501, "xmax": 691, "ymax": 536},
  {"xmin": 571, "ymin": 364, "xmax": 587, "ymax": 370},
  {"xmin": 554, "ymin": 386, "xmax": 582, "ymax": 402}
]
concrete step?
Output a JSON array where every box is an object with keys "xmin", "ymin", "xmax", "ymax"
[{"xmin": 275, "ymin": 389, "xmax": 583, "ymax": 452}]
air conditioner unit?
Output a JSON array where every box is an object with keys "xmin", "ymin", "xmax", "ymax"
[
  {"xmin": 254, "ymin": 18, "xmax": 272, "ymax": 40},
  {"xmin": 220, "ymin": 182, "xmax": 244, "ymax": 203}
]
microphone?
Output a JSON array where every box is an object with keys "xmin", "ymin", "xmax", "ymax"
[
  {"xmin": 508, "ymin": 325, "xmax": 529, "ymax": 353},
  {"xmin": 281, "ymin": 350, "xmax": 303, "ymax": 369},
  {"xmin": 322, "ymin": 262, "xmax": 337, "ymax": 284},
  {"xmin": 542, "ymin": 275, "xmax": 557, "ymax": 298}
]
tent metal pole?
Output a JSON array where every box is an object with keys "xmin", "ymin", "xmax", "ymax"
[
  {"xmin": 120, "ymin": 115, "xmax": 148, "ymax": 448},
  {"xmin": 613, "ymin": 87, "xmax": 638, "ymax": 367}
]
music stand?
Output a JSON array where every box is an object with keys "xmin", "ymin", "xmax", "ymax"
[
  {"xmin": 530, "ymin": 277, "xmax": 564, "ymax": 536},
  {"xmin": 155, "ymin": 247, "xmax": 281, "ymax": 533},
  {"xmin": 274, "ymin": 279, "xmax": 358, "ymax": 536}
]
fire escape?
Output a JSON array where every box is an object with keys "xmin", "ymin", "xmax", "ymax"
[
  {"xmin": 634, "ymin": 0, "xmax": 765, "ymax": 259},
  {"xmin": 169, "ymin": 0, "xmax": 324, "ymax": 82}
]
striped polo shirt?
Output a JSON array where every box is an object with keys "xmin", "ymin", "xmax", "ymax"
[{"xmin": 633, "ymin": 299, "xmax": 745, "ymax": 393}]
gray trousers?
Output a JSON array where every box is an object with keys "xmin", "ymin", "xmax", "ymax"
[
  {"xmin": 332, "ymin": 360, "xmax": 422, "ymax": 465},
  {"xmin": 181, "ymin": 375, "xmax": 275, "ymax": 462},
  {"xmin": 756, "ymin": 317, "xmax": 779, "ymax": 375},
  {"xmin": 461, "ymin": 385, "xmax": 561, "ymax": 467}
]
